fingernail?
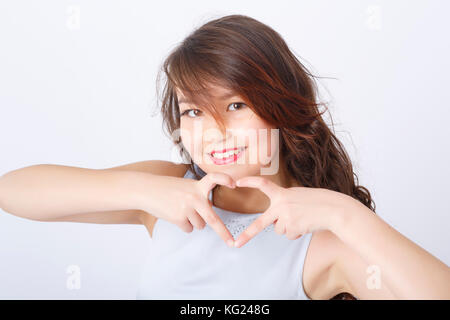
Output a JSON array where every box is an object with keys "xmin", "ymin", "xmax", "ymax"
[
  {"xmin": 227, "ymin": 239, "xmax": 234, "ymax": 248},
  {"xmin": 234, "ymin": 239, "xmax": 242, "ymax": 247}
]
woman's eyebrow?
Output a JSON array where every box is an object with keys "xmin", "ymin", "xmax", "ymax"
[
  {"xmin": 178, "ymin": 92, "xmax": 238, "ymax": 105},
  {"xmin": 178, "ymin": 98, "xmax": 192, "ymax": 105}
]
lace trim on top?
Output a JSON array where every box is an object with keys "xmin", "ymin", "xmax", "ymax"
[{"xmin": 218, "ymin": 211, "xmax": 275, "ymax": 239}]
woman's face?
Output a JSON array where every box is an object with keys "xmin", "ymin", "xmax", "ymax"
[{"xmin": 176, "ymin": 85, "xmax": 280, "ymax": 180}]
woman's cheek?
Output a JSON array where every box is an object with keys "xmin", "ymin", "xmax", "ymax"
[
  {"xmin": 247, "ymin": 119, "xmax": 275, "ymax": 163},
  {"xmin": 179, "ymin": 123, "xmax": 196, "ymax": 161}
]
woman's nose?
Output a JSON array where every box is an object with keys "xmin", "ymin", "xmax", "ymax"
[{"xmin": 202, "ymin": 119, "xmax": 232, "ymax": 145}]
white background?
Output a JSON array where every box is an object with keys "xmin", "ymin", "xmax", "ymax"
[{"xmin": 0, "ymin": 0, "xmax": 448, "ymax": 299}]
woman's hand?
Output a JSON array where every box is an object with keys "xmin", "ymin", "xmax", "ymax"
[
  {"xmin": 135, "ymin": 171, "xmax": 237, "ymax": 247},
  {"xmin": 233, "ymin": 176, "xmax": 351, "ymax": 248}
]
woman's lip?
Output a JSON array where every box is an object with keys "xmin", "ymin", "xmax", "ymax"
[
  {"xmin": 208, "ymin": 147, "xmax": 246, "ymax": 165},
  {"xmin": 209, "ymin": 146, "xmax": 246, "ymax": 156}
]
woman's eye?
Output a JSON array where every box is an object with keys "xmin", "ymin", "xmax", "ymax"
[
  {"xmin": 181, "ymin": 103, "xmax": 246, "ymax": 118},
  {"xmin": 227, "ymin": 102, "xmax": 247, "ymax": 111},
  {"xmin": 180, "ymin": 109, "xmax": 202, "ymax": 118}
]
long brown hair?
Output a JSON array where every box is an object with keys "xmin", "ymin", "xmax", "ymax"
[{"xmin": 155, "ymin": 14, "xmax": 373, "ymax": 300}]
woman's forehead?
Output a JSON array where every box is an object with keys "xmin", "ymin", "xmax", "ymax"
[{"xmin": 176, "ymin": 86, "xmax": 239, "ymax": 105}]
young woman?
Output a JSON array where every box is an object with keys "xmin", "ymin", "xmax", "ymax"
[{"xmin": 1, "ymin": 14, "xmax": 448, "ymax": 300}]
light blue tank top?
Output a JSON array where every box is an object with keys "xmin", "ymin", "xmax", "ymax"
[{"xmin": 136, "ymin": 164, "xmax": 313, "ymax": 300}]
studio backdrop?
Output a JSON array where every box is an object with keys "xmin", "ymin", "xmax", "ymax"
[{"xmin": 0, "ymin": 0, "xmax": 448, "ymax": 299}]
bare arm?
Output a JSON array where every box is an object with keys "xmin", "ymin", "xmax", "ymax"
[
  {"xmin": 334, "ymin": 198, "xmax": 450, "ymax": 299},
  {"xmin": 0, "ymin": 164, "xmax": 146, "ymax": 223},
  {"xmin": 39, "ymin": 209, "xmax": 146, "ymax": 224}
]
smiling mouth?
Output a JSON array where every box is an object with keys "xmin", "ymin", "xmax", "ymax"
[
  {"xmin": 208, "ymin": 146, "xmax": 247, "ymax": 164},
  {"xmin": 209, "ymin": 146, "xmax": 246, "ymax": 158}
]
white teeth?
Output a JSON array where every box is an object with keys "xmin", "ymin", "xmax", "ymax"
[{"xmin": 211, "ymin": 148, "xmax": 243, "ymax": 159}]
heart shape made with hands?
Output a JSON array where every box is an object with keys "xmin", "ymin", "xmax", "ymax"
[
  {"xmin": 209, "ymin": 184, "xmax": 274, "ymax": 240},
  {"xmin": 199, "ymin": 173, "xmax": 294, "ymax": 249}
]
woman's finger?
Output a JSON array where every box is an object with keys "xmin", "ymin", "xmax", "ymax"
[
  {"xmin": 187, "ymin": 211, "xmax": 206, "ymax": 230},
  {"xmin": 273, "ymin": 218, "xmax": 286, "ymax": 235},
  {"xmin": 204, "ymin": 172, "xmax": 236, "ymax": 189},
  {"xmin": 234, "ymin": 208, "xmax": 278, "ymax": 248},
  {"xmin": 176, "ymin": 217, "xmax": 194, "ymax": 233},
  {"xmin": 196, "ymin": 199, "xmax": 235, "ymax": 247},
  {"xmin": 235, "ymin": 176, "xmax": 280, "ymax": 199}
]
